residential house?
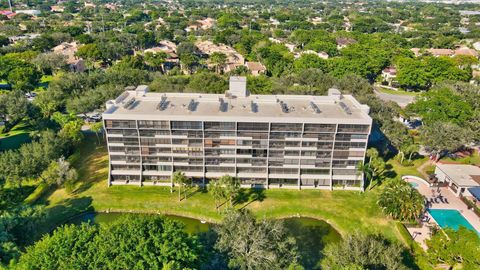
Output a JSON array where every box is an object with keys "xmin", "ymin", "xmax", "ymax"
[
  {"xmin": 0, "ymin": 10, "xmax": 16, "ymax": 19},
  {"xmin": 195, "ymin": 40, "xmax": 245, "ymax": 72},
  {"xmin": 50, "ymin": 5, "xmax": 64, "ymax": 12},
  {"xmin": 143, "ymin": 41, "xmax": 179, "ymax": 71},
  {"xmin": 185, "ymin": 18, "xmax": 215, "ymax": 32},
  {"xmin": 454, "ymin": 47, "xmax": 478, "ymax": 57},
  {"xmin": 52, "ymin": 42, "xmax": 85, "ymax": 72},
  {"xmin": 15, "ymin": 9, "xmax": 41, "ymax": 16},
  {"xmin": 245, "ymin": 61, "xmax": 266, "ymax": 76},
  {"xmin": 336, "ymin": 38, "xmax": 356, "ymax": 49},
  {"xmin": 294, "ymin": 50, "xmax": 329, "ymax": 60},
  {"xmin": 381, "ymin": 66, "xmax": 398, "ymax": 87}
]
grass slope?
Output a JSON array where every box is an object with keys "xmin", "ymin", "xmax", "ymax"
[{"xmin": 41, "ymin": 135, "xmax": 402, "ymax": 241}]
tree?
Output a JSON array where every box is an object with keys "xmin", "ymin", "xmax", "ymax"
[
  {"xmin": 364, "ymin": 148, "xmax": 386, "ymax": 190},
  {"xmin": 356, "ymin": 161, "xmax": 373, "ymax": 189},
  {"xmin": 40, "ymin": 157, "xmax": 78, "ymax": 189},
  {"xmin": 32, "ymin": 53, "xmax": 67, "ymax": 75},
  {"xmin": 219, "ymin": 175, "xmax": 240, "ymax": 207},
  {"xmin": 321, "ymin": 233, "xmax": 410, "ymax": 270},
  {"xmin": 58, "ymin": 120, "xmax": 84, "ymax": 146},
  {"xmin": 172, "ymin": 171, "xmax": 191, "ymax": 201},
  {"xmin": 293, "ymin": 53, "xmax": 328, "ymax": 72},
  {"xmin": 0, "ymin": 35, "xmax": 9, "ymax": 47},
  {"xmin": 179, "ymin": 52, "xmax": 199, "ymax": 74},
  {"xmin": 33, "ymin": 89, "xmax": 65, "ymax": 118},
  {"xmin": 90, "ymin": 122, "xmax": 104, "ymax": 144},
  {"xmin": 377, "ymin": 178, "xmax": 424, "ymax": 222},
  {"xmin": 186, "ymin": 72, "xmax": 228, "ymax": 94},
  {"xmin": 407, "ymin": 87, "xmax": 474, "ymax": 126},
  {"xmin": 426, "ymin": 227, "xmax": 480, "ymax": 270},
  {"xmin": 209, "ymin": 52, "xmax": 227, "ymax": 74},
  {"xmin": 215, "ymin": 210, "xmax": 299, "ymax": 270},
  {"xmin": 17, "ymin": 216, "xmax": 203, "ymax": 269},
  {"xmin": 76, "ymin": 43, "xmax": 102, "ymax": 62},
  {"xmin": 207, "ymin": 180, "xmax": 225, "ymax": 211},
  {"xmin": 419, "ymin": 122, "xmax": 473, "ymax": 159},
  {"xmin": 7, "ymin": 65, "xmax": 41, "ymax": 93},
  {"xmin": 0, "ymin": 91, "xmax": 31, "ymax": 133},
  {"xmin": 144, "ymin": 52, "xmax": 167, "ymax": 72}
]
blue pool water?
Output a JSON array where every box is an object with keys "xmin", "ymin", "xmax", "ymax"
[
  {"xmin": 409, "ymin": 182, "xmax": 419, "ymax": 188},
  {"xmin": 428, "ymin": 209, "xmax": 479, "ymax": 234}
]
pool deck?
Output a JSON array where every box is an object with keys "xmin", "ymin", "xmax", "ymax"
[{"xmin": 404, "ymin": 177, "xmax": 480, "ymax": 249}]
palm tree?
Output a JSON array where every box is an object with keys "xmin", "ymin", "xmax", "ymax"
[
  {"xmin": 209, "ymin": 52, "xmax": 227, "ymax": 74},
  {"xmin": 219, "ymin": 175, "xmax": 240, "ymax": 207},
  {"xmin": 207, "ymin": 180, "xmax": 225, "ymax": 211},
  {"xmin": 172, "ymin": 171, "xmax": 191, "ymax": 201},
  {"xmin": 378, "ymin": 179, "xmax": 425, "ymax": 222},
  {"xmin": 357, "ymin": 161, "xmax": 373, "ymax": 190},
  {"xmin": 90, "ymin": 122, "xmax": 103, "ymax": 145}
]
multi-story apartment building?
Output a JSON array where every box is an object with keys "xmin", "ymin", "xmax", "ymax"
[{"xmin": 103, "ymin": 77, "xmax": 372, "ymax": 190}]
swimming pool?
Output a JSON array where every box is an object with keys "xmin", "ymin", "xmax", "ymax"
[
  {"xmin": 428, "ymin": 209, "xmax": 479, "ymax": 234},
  {"xmin": 409, "ymin": 182, "xmax": 419, "ymax": 188}
]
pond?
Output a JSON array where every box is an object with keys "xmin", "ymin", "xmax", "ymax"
[{"xmin": 68, "ymin": 212, "xmax": 341, "ymax": 269}]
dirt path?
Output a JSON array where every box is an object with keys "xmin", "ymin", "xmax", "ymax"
[{"xmin": 416, "ymin": 159, "xmax": 434, "ymax": 179}]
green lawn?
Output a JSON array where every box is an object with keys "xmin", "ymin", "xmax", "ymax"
[
  {"xmin": 0, "ymin": 120, "xmax": 33, "ymax": 151},
  {"xmin": 40, "ymin": 135, "xmax": 403, "ymax": 242},
  {"xmin": 440, "ymin": 150, "xmax": 480, "ymax": 165},
  {"xmin": 377, "ymin": 87, "xmax": 420, "ymax": 96}
]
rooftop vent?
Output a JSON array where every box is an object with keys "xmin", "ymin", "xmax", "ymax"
[
  {"xmin": 309, "ymin": 101, "xmax": 321, "ymax": 114},
  {"xmin": 157, "ymin": 95, "xmax": 169, "ymax": 111},
  {"xmin": 219, "ymin": 98, "xmax": 228, "ymax": 112},
  {"xmin": 123, "ymin": 98, "xmax": 136, "ymax": 109},
  {"xmin": 251, "ymin": 101, "xmax": 258, "ymax": 113},
  {"xmin": 115, "ymin": 91, "xmax": 129, "ymax": 104},
  {"xmin": 339, "ymin": 102, "xmax": 352, "ymax": 115},
  {"xmin": 188, "ymin": 99, "xmax": 198, "ymax": 112},
  {"xmin": 279, "ymin": 100, "xmax": 289, "ymax": 113}
]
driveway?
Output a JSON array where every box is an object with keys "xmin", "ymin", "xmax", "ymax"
[{"xmin": 374, "ymin": 90, "xmax": 415, "ymax": 108}]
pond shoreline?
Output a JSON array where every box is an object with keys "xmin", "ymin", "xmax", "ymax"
[{"xmin": 62, "ymin": 208, "xmax": 342, "ymax": 233}]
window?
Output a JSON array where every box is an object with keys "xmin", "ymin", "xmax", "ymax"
[
  {"xmin": 204, "ymin": 122, "xmax": 235, "ymax": 130},
  {"xmin": 271, "ymin": 123, "xmax": 302, "ymax": 131},
  {"xmin": 237, "ymin": 122, "xmax": 269, "ymax": 131},
  {"xmin": 106, "ymin": 120, "xmax": 136, "ymax": 129},
  {"xmin": 304, "ymin": 123, "xmax": 336, "ymax": 132},
  {"xmin": 138, "ymin": 120, "xmax": 169, "ymax": 129},
  {"xmin": 337, "ymin": 124, "xmax": 370, "ymax": 133},
  {"xmin": 171, "ymin": 121, "xmax": 202, "ymax": 130}
]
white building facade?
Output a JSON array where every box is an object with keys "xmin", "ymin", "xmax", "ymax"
[{"xmin": 103, "ymin": 77, "xmax": 372, "ymax": 190}]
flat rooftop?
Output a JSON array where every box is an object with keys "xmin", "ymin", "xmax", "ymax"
[
  {"xmin": 437, "ymin": 163, "xmax": 480, "ymax": 187},
  {"xmin": 103, "ymin": 85, "xmax": 372, "ymax": 124}
]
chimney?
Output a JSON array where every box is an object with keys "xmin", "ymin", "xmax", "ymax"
[{"xmin": 228, "ymin": 76, "xmax": 247, "ymax": 97}]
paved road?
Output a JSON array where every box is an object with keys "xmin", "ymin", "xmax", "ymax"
[{"xmin": 374, "ymin": 89, "xmax": 416, "ymax": 108}]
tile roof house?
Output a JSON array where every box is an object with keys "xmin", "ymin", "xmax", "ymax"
[
  {"xmin": 336, "ymin": 38, "xmax": 356, "ymax": 49},
  {"xmin": 52, "ymin": 42, "xmax": 85, "ymax": 72},
  {"xmin": 0, "ymin": 10, "xmax": 16, "ymax": 19},
  {"xmin": 196, "ymin": 40, "xmax": 245, "ymax": 72},
  {"xmin": 454, "ymin": 47, "xmax": 479, "ymax": 57},
  {"xmin": 245, "ymin": 61, "xmax": 266, "ymax": 76}
]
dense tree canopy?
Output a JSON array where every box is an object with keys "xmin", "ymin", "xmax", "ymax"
[
  {"xmin": 322, "ymin": 233, "xmax": 411, "ymax": 270},
  {"xmin": 17, "ymin": 216, "xmax": 204, "ymax": 270}
]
